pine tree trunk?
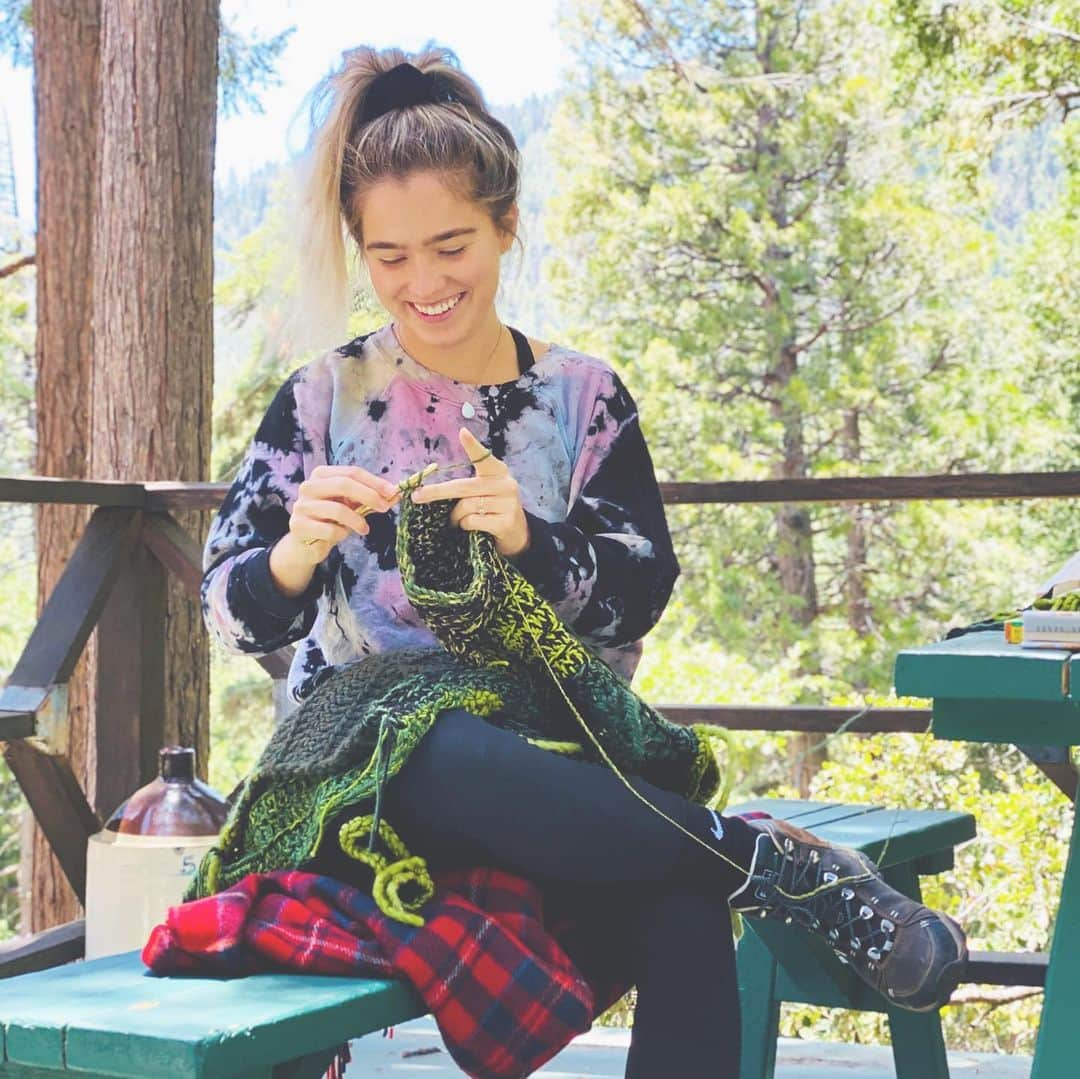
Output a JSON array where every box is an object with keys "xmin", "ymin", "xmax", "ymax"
[
  {"xmin": 843, "ymin": 409, "xmax": 873, "ymax": 638},
  {"xmin": 90, "ymin": 0, "xmax": 218, "ymax": 768},
  {"xmin": 25, "ymin": 0, "xmax": 102, "ymax": 933},
  {"xmin": 771, "ymin": 343, "xmax": 822, "ymax": 798},
  {"xmin": 22, "ymin": 0, "xmax": 218, "ymax": 932}
]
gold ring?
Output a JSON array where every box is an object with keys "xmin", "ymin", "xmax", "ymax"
[{"xmin": 303, "ymin": 537, "xmax": 320, "ymax": 546}]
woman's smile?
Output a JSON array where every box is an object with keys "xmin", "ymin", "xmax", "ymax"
[{"xmin": 407, "ymin": 291, "xmax": 466, "ymax": 321}]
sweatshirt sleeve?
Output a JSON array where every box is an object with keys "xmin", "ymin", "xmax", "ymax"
[
  {"xmin": 509, "ymin": 368, "xmax": 679, "ymax": 648},
  {"xmin": 201, "ymin": 371, "xmax": 327, "ymax": 656}
]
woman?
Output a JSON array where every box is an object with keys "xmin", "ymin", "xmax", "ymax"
[{"xmin": 201, "ymin": 43, "xmax": 967, "ymax": 1077}]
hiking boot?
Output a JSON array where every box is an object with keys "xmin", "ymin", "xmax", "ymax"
[{"xmin": 728, "ymin": 818, "xmax": 968, "ymax": 1012}]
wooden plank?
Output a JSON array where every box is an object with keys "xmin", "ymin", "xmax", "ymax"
[
  {"xmin": 1, "ymin": 951, "xmax": 425, "ymax": 1078},
  {"xmin": 6, "ymin": 471, "xmax": 1080, "ymax": 513},
  {"xmin": 967, "ymin": 950, "xmax": 1048, "ymax": 988},
  {"xmin": 729, "ymin": 797, "xmax": 850, "ymax": 822},
  {"xmin": 880, "ymin": 863, "xmax": 951, "ymax": 1079},
  {"xmin": 144, "ymin": 481, "xmax": 229, "ymax": 513},
  {"xmin": 1017, "ymin": 744, "xmax": 1078, "ymax": 802},
  {"xmin": 0, "ymin": 476, "xmax": 146, "ymax": 508},
  {"xmin": 735, "ymin": 928, "xmax": 781, "ymax": 1079},
  {"xmin": 1031, "ymin": 777, "xmax": 1080, "ymax": 1078},
  {"xmin": 660, "ymin": 470, "xmax": 1080, "ymax": 505},
  {"xmin": 0, "ymin": 1063, "xmax": 71, "ymax": 1077},
  {"xmin": 933, "ymin": 698, "xmax": 1080, "ymax": 748},
  {"xmin": 660, "ymin": 704, "xmax": 930, "ymax": 733},
  {"xmin": 95, "ymin": 537, "xmax": 167, "ymax": 816},
  {"xmin": 141, "ymin": 512, "xmax": 204, "ymax": 596},
  {"xmin": 2, "ymin": 508, "xmax": 142, "ymax": 693},
  {"xmin": 143, "ymin": 513, "xmax": 294, "ymax": 681},
  {"xmin": 727, "ymin": 800, "xmax": 976, "ymax": 870},
  {"xmin": 895, "ymin": 632, "xmax": 1072, "ymax": 703},
  {"xmin": 0, "ymin": 742, "xmax": 99, "ymax": 902},
  {"xmin": 0, "ymin": 921, "xmax": 84, "ymax": 980},
  {"xmin": 809, "ymin": 808, "xmax": 976, "ymax": 869},
  {"xmin": 0, "ymin": 710, "xmax": 34, "ymax": 740}
]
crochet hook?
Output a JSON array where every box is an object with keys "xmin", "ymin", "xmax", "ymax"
[
  {"xmin": 355, "ymin": 461, "xmax": 440, "ymax": 516},
  {"xmin": 302, "ymin": 457, "xmax": 484, "ymax": 545}
]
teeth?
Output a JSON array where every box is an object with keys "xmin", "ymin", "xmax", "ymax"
[{"xmin": 413, "ymin": 293, "xmax": 462, "ymax": 315}]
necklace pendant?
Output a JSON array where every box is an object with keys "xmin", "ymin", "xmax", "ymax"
[{"xmin": 461, "ymin": 401, "xmax": 476, "ymax": 419}]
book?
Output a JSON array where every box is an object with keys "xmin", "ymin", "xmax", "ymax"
[{"xmin": 1021, "ymin": 609, "xmax": 1080, "ymax": 650}]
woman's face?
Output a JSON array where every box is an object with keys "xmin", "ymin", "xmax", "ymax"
[{"xmin": 359, "ymin": 170, "xmax": 515, "ymax": 354}]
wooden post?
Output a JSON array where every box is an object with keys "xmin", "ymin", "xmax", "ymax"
[
  {"xmin": 1, "ymin": 508, "xmax": 143, "ymax": 899},
  {"xmin": 95, "ymin": 534, "xmax": 167, "ymax": 815}
]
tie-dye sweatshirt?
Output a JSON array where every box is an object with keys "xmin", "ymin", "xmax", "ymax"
[{"xmin": 201, "ymin": 323, "xmax": 679, "ymax": 702}]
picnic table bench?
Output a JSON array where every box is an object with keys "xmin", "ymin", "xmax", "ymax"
[
  {"xmin": 0, "ymin": 797, "xmax": 973, "ymax": 1079},
  {"xmin": 731, "ymin": 798, "xmax": 975, "ymax": 1079}
]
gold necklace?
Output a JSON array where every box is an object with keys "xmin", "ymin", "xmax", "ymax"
[{"xmin": 391, "ymin": 322, "xmax": 506, "ymax": 419}]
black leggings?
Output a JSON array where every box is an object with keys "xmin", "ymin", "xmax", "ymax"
[{"xmin": 314, "ymin": 709, "xmax": 747, "ymax": 1078}]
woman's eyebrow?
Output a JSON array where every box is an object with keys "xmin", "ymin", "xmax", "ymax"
[{"xmin": 366, "ymin": 227, "xmax": 477, "ymax": 251}]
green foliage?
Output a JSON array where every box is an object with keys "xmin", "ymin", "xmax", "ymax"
[
  {"xmin": 891, "ymin": 0, "xmax": 1080, "ymax": 130},
  {"xmin": 550, "ymin": 0, "xmax": 1068, "ymax": 700},
  {"xmin": 0, "ymin": 1, "xmax": 294, "ymax": 121},
  {"xmin": 207, "ymin": 651, "xmax": 275, "ymax": 797},
  {"xmin": 0, "ymin": 0, "xmax": 30, "ymax": 67},
  {"xmin": 0, "ymin": 223, "xmax": 34, "ymax": 940},
  {"xmin": 549, "ymin": 0, "xmax": 1078, "ymax": 1050},
  {"xmin": 217, "ymin": 21, "xmax": 293, "ymax": 118}
]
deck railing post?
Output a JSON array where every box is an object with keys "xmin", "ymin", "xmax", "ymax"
[{"xmin": 95, "ymin": 523, "xmax": 168, "ymax": 815}]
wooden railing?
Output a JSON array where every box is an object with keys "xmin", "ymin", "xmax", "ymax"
[{"xmin": 2, "ymin": 469, "xmax": 1078, "ymax": 981}]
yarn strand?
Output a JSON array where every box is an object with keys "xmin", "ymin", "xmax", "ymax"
[{"xmin": 490, "ymin": 543, "xmax": 900, "ymax": 904}]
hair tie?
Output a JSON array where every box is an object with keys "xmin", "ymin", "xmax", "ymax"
[{"xmin": 359, "ymin": 62, "xmax": 455, "ymax": 125}]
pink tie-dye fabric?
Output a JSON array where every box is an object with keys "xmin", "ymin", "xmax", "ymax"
[{"xmin": 202, "ymin": 324, "xmax": 679, "ymax": 703}]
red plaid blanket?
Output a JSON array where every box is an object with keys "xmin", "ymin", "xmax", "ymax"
[{"xmin": 143, "ymin": 866, "xmax": 627, "ymax": 1078}]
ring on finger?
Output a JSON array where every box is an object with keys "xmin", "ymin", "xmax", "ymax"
[{"xmin": 478, "ymin": 495, "xmax": 489, "ymax": 516}]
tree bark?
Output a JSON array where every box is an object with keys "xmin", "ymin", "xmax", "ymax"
[
  {"xmin": 26, "ymin": 0, "xmax": 102, "ymax": 933},
  {"xmin": 770, "ymin": 342, "xmax": 822, "ymax": 797},
  {"xmin": 755, "ymin": 16, "xmax": 823, "ymax": 799},
  {"xmin": 24, "ymin": 0, "xmax": 218, "ymax": 932},
  {"xmin": 843, "ymin": 409, "xmax": 873, "ymax": 639},
  {"xmin": 90, "ymin": 0, "xmax": 218, "ymax": 768}
]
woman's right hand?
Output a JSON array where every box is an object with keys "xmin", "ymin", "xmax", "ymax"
[
  {"xmin": 270, "ymin": 465, "xmax": 401, "ymax": 596},
  {"xmin": 287, "ymin": 464, "xmax": 401, "ymax": 560}
]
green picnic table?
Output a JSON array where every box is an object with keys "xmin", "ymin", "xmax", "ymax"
[{"xmin": 895, "ymin": 630, "xmax": 1080, "ymax": 1079}]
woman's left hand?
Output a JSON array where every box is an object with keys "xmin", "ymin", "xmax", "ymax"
[{"xmin": 410, "ymin": 428, "xmax": 531, "ymax": 558}]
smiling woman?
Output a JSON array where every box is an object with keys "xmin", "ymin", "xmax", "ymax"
[{"xmin": 198, "ymin": 41, "xmax": 969, "ymax": 1079}]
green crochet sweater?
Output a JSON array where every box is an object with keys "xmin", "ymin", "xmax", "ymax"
[{"xmin": 189, "ymin": 491, "xmax": 730, "ymax": 924}]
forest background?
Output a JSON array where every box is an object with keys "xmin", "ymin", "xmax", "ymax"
[{"xmin": 1, "ymin": 0, "xmax": 1078, "ymax": 1057}]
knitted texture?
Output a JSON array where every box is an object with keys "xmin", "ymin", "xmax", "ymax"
[{"xmin": 189, "ymin": 492, "xmax": 723, "ymax": 920}]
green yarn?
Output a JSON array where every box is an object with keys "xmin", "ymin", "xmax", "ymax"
[{"xmin": 188, "ymin": 493, "xmax": 730, "ymax": 923}]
